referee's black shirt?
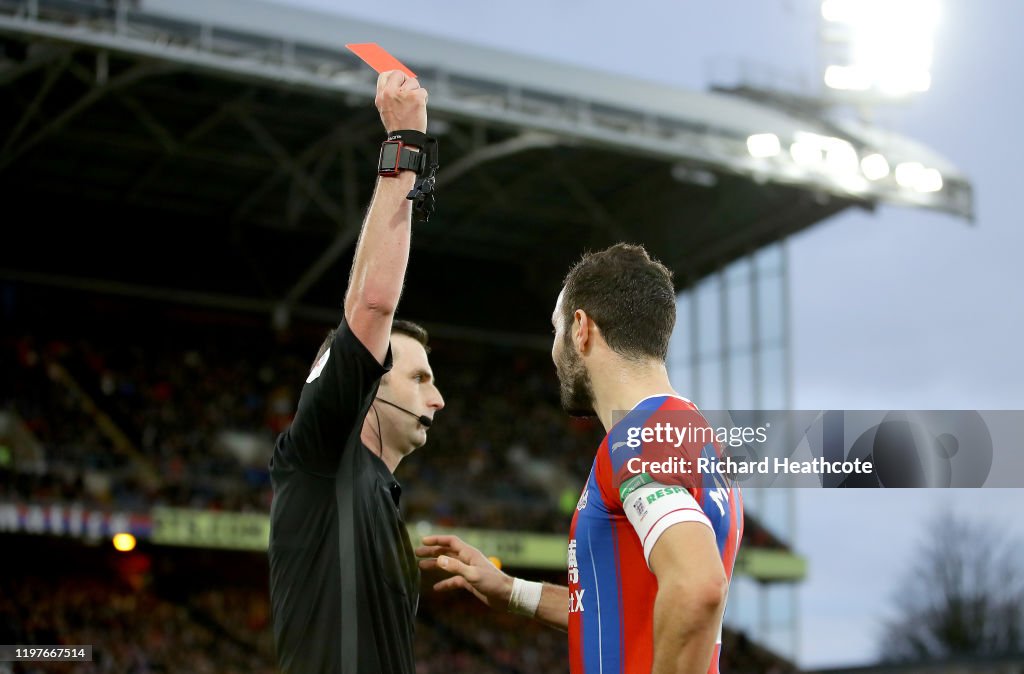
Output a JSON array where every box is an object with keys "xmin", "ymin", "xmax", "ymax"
[{"xmin": 269, "ymin": 320, "xmax": 420, "ymax": 674}]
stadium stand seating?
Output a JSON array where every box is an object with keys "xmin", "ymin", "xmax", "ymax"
[{"xmin": 1, "ymin": 323, "xmax": 602, "ymax": 531}]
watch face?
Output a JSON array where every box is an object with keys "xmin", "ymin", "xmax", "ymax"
[{"xmin": 379, "ymin": 142, "xmax": 400, "ymax": 172}]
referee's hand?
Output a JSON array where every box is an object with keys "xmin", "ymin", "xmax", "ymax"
[
  {"xmin": 375, "ymin": 69, "xmax": 428, "ymax": 133},
  {"xmin": 417, "ymin": 535, "xmax": 513, "ymax": 609}
]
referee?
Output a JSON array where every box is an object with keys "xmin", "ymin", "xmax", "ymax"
[{"xmin": 268, "ymin": 70, "xmax": 443, "ymax": 674}]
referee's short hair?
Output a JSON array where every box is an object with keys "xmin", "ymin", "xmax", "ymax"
[
  {"xmin": 391, "ymin": 319, "xmax": 430, "ymax": 353},
  {"xmin": 314, "ymin": 320, "xmax": 430, "ymax": 366},
  {"xmin": 561, "ymin": 243, "xmax": 675, "ymax": 362}
]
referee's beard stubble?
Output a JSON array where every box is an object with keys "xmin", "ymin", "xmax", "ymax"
[{"xmin": 555, "ymin": 333, "xmax": 596, "ymax": 418}]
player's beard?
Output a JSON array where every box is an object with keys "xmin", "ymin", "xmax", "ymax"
[{"xmin": 556, "ymin": 337, "xmax": 595, "ymax": 417}]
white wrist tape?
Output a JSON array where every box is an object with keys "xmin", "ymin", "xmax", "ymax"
[{"xmin": 507, "ymin": 578, "xmax": 543, "ymax": 617}]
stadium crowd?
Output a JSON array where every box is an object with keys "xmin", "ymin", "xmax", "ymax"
[
  {"xmin": 0, "ymin": 571, "xmax": 573, "ymax": 674},
  {"xmin": 1, "ymin": 327, "xmax": 600, "ymax": 532},
  {"xmin": 0, "ymin": 571, "xmax": 788, "ymax": 674},
  {"xmin": 1, "ymin": 323, "xmax": 790, "ymax": 552},
  {"xmin": 0, "ymin": 576, "xmax": 275, "ymax": 674}
]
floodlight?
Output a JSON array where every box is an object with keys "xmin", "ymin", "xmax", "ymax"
[
  {"xmin": 824, "ymin": 65, "xmax": 871, "ymax": 91},
  {"xmin": 917, "ymin": 167, "xmax": 943, "ymax": 192},
  {"xmin": 790, "ymin": 140, "xmax": 822, "ymax": 166},
  {"xmin": 895, "ymin": 161, "xmax": 925, "ymax": 188},
  {"xmin": 896, "ymin": 162, "xmax": 943, "ymax": 192},
  {"xmin": 747, "ymin": 133, "xmax": 781, "ymax": 158},
  {"xmin": 824, "ymin": 141, "xmax": 859, "ymax": 174},
  {"xmin": 822, "ymin": 0, "xmax": 940, "ymax": 97},
  {"xmin": 861, "ymin": 153, "xmax": 890, "ymax": 181}
]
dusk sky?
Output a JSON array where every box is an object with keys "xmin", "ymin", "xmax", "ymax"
[{"xmin": 279, "ymin": 0, "xmax": 1024, "ymax": 666}]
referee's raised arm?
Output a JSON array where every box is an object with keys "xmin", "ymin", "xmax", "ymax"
[
  {"xmin": 269, "ymin": 69, "xmax": 439, "ymax": 674},
  {"xmin": 343, "ymin": 70, "xmax": 428, "ymax": 365}
]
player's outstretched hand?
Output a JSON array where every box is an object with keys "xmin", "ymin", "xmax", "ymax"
[
  {"xmin": 417, "ymin": 534, "xmax": 513, "ymax": 609},
  {"xmin": 375, "ymin": 70, "xmax": 428, "ymax": 133}
]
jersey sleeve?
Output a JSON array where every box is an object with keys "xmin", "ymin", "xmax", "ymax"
[
  {"xmin": 622, "ymin": 480, "xmax": 713, "ymax": 567},
  {"xmin": 272, "ymin": 318, "xmax": 392, "ymax": 476},
  {"xmin": 608, "ymin": 401, "xmax": 718, "ymax": 568}
]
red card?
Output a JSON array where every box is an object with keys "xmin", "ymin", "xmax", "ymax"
[{"xmin": 345, "ymin": 43, "xmax": 416, "ymax": 79}]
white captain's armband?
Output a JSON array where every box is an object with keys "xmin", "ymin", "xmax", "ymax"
[
  {"xmin": 623, "ymin": 481, "xmax": 714, "ymax": 568},
  {"xmin": 306, "ymin": 347, "xmax": 331, "ymax": 383}
]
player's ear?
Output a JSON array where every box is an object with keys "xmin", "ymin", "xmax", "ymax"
[{"xmin": 575, "ymin": 310, "xmax": 592, "ymax": 352}]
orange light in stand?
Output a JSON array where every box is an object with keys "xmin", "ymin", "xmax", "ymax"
[{"xmin": 112, "ymin": 533, "xmax": 137, "ymax": 552}]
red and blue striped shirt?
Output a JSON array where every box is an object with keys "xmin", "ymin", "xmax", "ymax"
[{"xmin": 567, "ymin": 394, "xmax": 744, "ymax": 674}]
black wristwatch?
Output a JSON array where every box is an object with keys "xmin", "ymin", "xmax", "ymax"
[
  {"xmin": 377, "ymin": 130, "xmax": 430, "ymax": 177},
  {"xmin": 376, "ymin": 129, "xmax": 440, "ymax": 223}
]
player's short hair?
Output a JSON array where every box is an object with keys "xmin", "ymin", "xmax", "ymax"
[
  {"xmin": 313, "ymin": 319, "xmax": 430, "ymax": 366},
  {"xmin": 561, "ymin": 243, "xmax": 676, "ymax": 361}
]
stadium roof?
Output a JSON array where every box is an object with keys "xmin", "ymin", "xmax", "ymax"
[{"xmin": 0, "ymin": 0, "xmax": 974, "ymax": 338}]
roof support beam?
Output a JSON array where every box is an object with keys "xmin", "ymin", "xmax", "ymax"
[
  {"xmin": 273, "ymin": 140, "xmax": 363, "ymax": 327},
  {"xmin": 0, "ymin": 43, "xmax": 72, "ymax": 86},
  {"xmin": 122, "ymin": 96, "xmax": 247, "ymax": 203},
  {"xmin": 0, "ymin": 58, "xmax": 168, "ymax": 172},
  {"xmin": 434, "ymin": 128, "xmax": 563, "ymax": 217},
  {"xmin": 55, "ymin": 128, "xmax": 275, "ymax": 171},
  {"xmin": 0, "ymin": 51, "xmax": 69, "ymax": 159},
  {"xmin": 436, "ymin": 130, "xmax": 563, "ymax": 240},
  {"xmin": 286, "ymin": 135, "xmax": 339, "ymax": 228},
  {"xmin": 117, "ymin": 93, "xmax": 178, "ymax": 153},
  {"xmin": 232, "ymin": 106, "xmax": 348, "ymax": 227},
  {"xmin": 547, "ymin": 155, "xmax": 630, "ymax": 242},
  {"xmin": 436, "ymin": 131, "xmax": 559, "ymax": 189}
]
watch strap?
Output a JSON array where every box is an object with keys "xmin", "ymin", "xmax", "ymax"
[{"xmin": 387, "ymin": 129, "xmax": 430, "ymax": 149}]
